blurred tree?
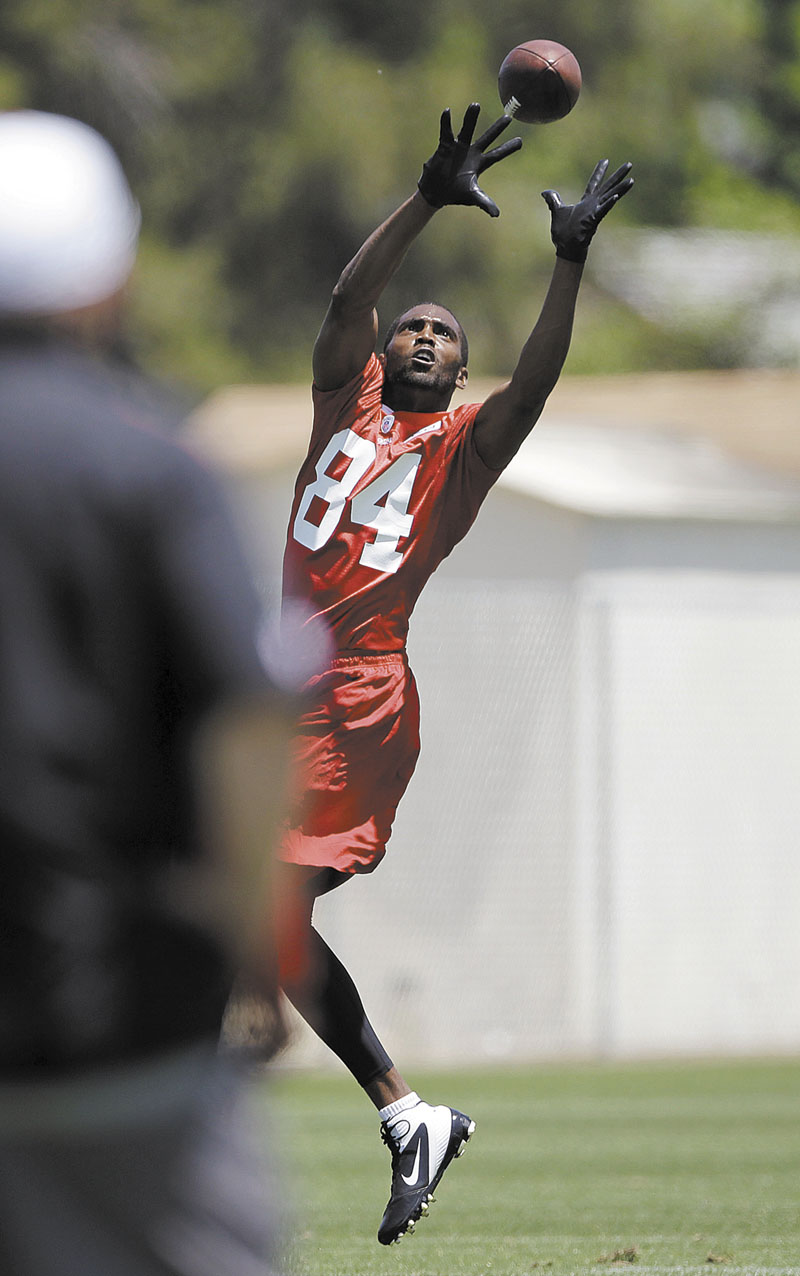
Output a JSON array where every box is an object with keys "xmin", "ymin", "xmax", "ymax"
[
  {"xmin": 757, "ymin": 0, "xmax": 800, "ymax": 195},
  {"xmin": 1, "ymin": 0, "xmax": 798, "ymax": 388}
]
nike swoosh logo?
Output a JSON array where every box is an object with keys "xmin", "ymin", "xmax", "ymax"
[
  {"xmin": 400, "ymin": 1123, "xmax": 429, "ymax": 1189},
  {"xmin": 406, "ymin": 421, "xmax": 444, "ymax": 443}
]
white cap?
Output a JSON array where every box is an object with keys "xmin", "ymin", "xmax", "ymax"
[{"xmin": 0, "ymin": 111, "xmax": 140, "ymax": 316}]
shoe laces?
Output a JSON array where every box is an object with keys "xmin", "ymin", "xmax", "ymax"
[{"xmin": 380, "ymin": 1122, "xmax": 402, "ymax": 1170}]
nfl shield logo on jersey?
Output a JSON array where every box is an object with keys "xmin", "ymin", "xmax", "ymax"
[{"xmin": 380, "ymin": 410, "xmax": 395, "ymax": 436}]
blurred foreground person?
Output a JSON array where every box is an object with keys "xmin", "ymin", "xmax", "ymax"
[{"xmin": 0, "ymin": 111, "xmax": 311, "ymax": 1276}]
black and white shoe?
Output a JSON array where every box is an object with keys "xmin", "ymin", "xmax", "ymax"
[{"xmin": 377, "ymin": 1101, "xmax": 475, "ymax": 1245}]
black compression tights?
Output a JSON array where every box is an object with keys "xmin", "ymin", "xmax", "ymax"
[{"xmin": 281, "ymin": 870, "xmax": 393, "ymax": 1089}]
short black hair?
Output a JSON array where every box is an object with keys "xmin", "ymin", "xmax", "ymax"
[{"xmin": 382, "ymin": 304, "xmax": 469, "ymax": 366}]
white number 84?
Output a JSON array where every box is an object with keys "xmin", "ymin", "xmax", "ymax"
[{"xmin": 293, "ymin": 427, "xmax": 421, "ymax": 575}]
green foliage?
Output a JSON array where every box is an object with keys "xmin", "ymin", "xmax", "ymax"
[
  {"xmin": 131, "ymin": 234, "xmax": 256, "ymax": 389},
  {"xmin": 0, "ymin": 0, "xmax": 798, "ymax": 388},
  {"xmin": 271, "ymin": 1058, "xmax": 800, "ymax": 1276}
]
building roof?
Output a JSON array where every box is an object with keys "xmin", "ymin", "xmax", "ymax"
[
  {"xmin": 185, "ymin": 368, "xmax": 800, "ymax": 522},
  {"xmin": 532, "ymin": 368, "xmax": 800, "ymax": 480},
  {"xmin": 499, "ymin": 369, "xmax": 800, "ymax": 520},
  {"xmin": 503, "ymin": 421, "xmax": 800, "ymax": 521}
]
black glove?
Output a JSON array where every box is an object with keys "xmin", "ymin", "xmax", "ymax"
[
  {"xmin": 541, "ymin": 159, "xmax": 634, "ymax": 263},
  {"xmin": 418, "ymin": 103, "xmax": 522, "ymax": 218}
]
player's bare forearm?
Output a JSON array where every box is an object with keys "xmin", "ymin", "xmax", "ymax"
[
  {"xmin": 473, "ymin": 256, "xmax": 583, "ymax": 471},
  {"xmin": 312, "ymin": 192, "xmax": 437, "ymax": 391},
  {"xmin": 334, "ymin": 192, "xmax": 436, "ymax": 313},
  {"xmin": 472, "ymin": 156, "xmax": 633, "ymax": 469}
]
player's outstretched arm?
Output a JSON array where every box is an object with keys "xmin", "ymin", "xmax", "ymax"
[
  {"xmin": 473, "ymin": 158, "xmax": 633, "ymax": 472},
  {"xmin": 312, "ymin": 193, "xmax": 436, "ymax": 392},
  {"xmin": 312, "ymin": 105, "xmax": 522, "ymax": 392}
]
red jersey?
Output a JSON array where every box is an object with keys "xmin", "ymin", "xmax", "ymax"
[{"xmin": 282, "ymin": 355, "xmax": 500, "ymax": 651}]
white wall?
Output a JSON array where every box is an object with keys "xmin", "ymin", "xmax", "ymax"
[{"xmin": 582, "ymin": 572, "xmax": 800, "ymax": 1057}]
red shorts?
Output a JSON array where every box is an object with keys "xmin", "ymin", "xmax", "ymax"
[{"xmin": 279, "ymin": 651, "xmax": 420, "ymax": 874}]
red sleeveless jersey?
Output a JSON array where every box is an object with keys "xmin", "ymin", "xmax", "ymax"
[{"xmin": 282, "ymin": 355, "xmax": 500, "ymax": 652}]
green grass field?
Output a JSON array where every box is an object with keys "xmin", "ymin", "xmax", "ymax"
[{"xmin": 270, "ymin": 1058, "xmax": 800, "ymax": 1276}]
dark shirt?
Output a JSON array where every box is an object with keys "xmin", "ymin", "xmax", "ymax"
[{"xmin": 0, "ymin": 328, "xmax": 272, "ymax": 1074}]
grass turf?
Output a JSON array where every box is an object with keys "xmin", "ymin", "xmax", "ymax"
[{"xmin": 269, "ymin": 1057, "xmax": 800, "ymax": 1276}]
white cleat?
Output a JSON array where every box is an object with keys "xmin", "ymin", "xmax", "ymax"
[{"xmin": 377, "ymin": 1103, "xmax": 475, "ymax": 1245}]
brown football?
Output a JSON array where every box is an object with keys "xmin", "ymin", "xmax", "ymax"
[{"xmin": 498, "ymin": 39, "xmax": 582, "ymax": 124}]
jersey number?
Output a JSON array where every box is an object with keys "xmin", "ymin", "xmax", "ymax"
[{"xmin": 293, "ymin": 428, "xmax": 421, "ymax": 574}]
